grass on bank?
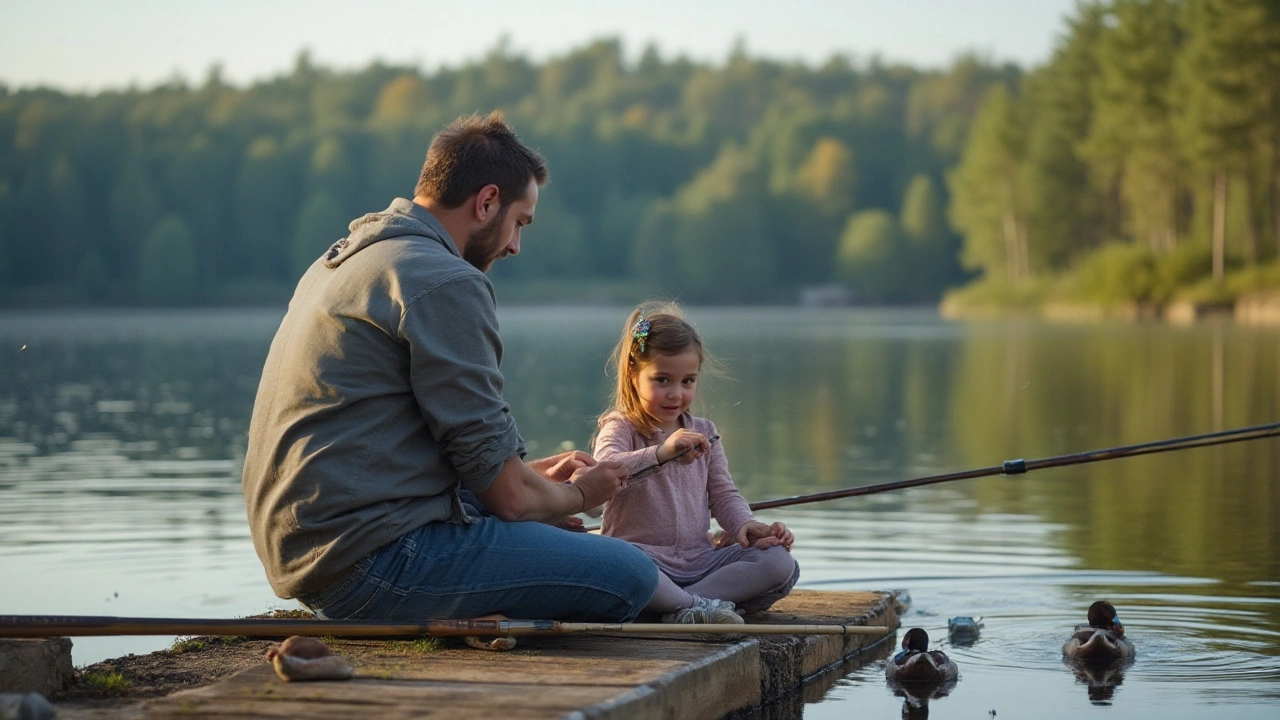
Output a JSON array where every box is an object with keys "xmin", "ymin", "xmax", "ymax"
[
  {"xmin": 81, "ymin": 671, "xmax": 132, "ymax": 694},
  {"xmin": 943, "ymin": 243, "xmax": 1280, "ymax": 316},
  {"xmin": 169, "ymin": 637, "xmax": 206, "ymax": 655},
  {"xmin": 939, "ymin": 275, "xmax": 1052, "ymax": 315},
  {"xmin": 385, "ymin": 637, "xmax": 443, "ymax": 655}
]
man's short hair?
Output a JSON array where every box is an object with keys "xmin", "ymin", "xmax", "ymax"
[{"xmin": 415, "ymin": 111, "xmax": 548, "ymax": 209}]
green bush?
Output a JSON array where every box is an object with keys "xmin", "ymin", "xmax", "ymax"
[
  {"xmin": 1177, "ymin": 277, "xmax": 1235, "ymax": 304},
  {"xmin": 1153, "ymin": 243, "xmax": 1214, "ymax": 304},
  {"xmin": 1173, "ymin": 260, "xmax": 1280, "ymax": 304},
  {"xmin": 169, "ymin": 637, "xmax": 206, "ymax": 655},
  {"xmin": 1226, "ymin": 261, "xmax": 1280, "ymax": 294},
  {"xmin": 940, "ymin": 274, "xmax": 1049, "ymax": 312},
  {"xmin": 1059, "ymin": 243, "xmax": 1158, "ymax": 305},
  {"xmin": 82, "ymin": 671, "xmax": 131, "ymax": 694}
]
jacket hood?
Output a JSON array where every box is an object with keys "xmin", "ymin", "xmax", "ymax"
[{"xmin": 323, "ymin": 198, "xmax": 459, "ymax": 268}]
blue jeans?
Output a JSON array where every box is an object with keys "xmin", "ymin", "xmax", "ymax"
[{"xmin": 297, "ymin": 518, "xmax": 659, "ymax": 623}]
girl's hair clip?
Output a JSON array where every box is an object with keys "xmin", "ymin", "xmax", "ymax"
[{"xmin": 632, "ymin": 317, "xmax": 651, "ymax": 354}]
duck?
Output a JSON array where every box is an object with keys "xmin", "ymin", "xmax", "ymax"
[
  {"xmin": 1062, "ymin": 600, "xmax": 1135, "ymax": 661},
  {"xmin": 886, "ymin": 627, "xmax": 959, "ymax": 683},
  {"xmin": 947, "ymin": 615, "xmax": 983, "ymax": 646}
]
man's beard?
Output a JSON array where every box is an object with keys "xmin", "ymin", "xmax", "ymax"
[{"xmin": 463, "ymin": 205, "xmax": 510, "ymax": 272}]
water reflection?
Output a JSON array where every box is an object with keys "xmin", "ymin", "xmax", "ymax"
[
  {"xmin": 1065, "ymin": 657, "xmax": 1133, "ymax": 705},
  {"xmin": 1, "ymin": 308, "xmax": 1278, "ymax": 718},
  {"xmin": 887, "ymin": 677, "xmax": 957, "ymax": 720}
]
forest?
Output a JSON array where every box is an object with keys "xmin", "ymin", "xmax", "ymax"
[{"xmin": 0, "ymin": 0, "xmax": 1277, "ymax": 310}]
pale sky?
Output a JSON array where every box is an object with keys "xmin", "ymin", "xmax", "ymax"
[{"xmin": 1, "ymin": 0, "xmax": 1078, "ymax": 93}]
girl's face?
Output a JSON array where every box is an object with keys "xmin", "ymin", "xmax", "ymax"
[{"xmin": 632, "ymin": 348, "xmax": 701, "ymax": 432}]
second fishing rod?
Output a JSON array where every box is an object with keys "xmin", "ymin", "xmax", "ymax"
[
  {"xmin": 749, "ymin": 421, "xmax": 1280, "ymax": 511},
  {"xmin": 584, "ymin": 421, "xmax": 1279, "ymax": 525}
]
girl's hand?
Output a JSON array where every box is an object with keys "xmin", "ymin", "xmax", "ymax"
[
  {"xmin": 529, "ymin": 450, "xmax": 596, "ymax": 481},
  {"xmin": 736, "ymin": 521, "xmax": 794, "ymax": 551},
  {"xmin": 555, "ymin": 515, "xmax": 586, "ymax": 532},
  {"xmin": 659, "ymin": 429, "xmax": 710, "ymax": 465}
]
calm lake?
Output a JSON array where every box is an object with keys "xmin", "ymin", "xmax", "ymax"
[{"xmin": 1, "ymin": 306, "xmax": 1277, "ymax": 719}]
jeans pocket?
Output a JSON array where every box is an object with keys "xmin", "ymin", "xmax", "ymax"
[
  {"xmin": 314, "ymin": 577, "xmax": 381, "ymax": 620},
  {"xmin": 303, "ymin": 552, "xmax": 378, "ymax": 619}
]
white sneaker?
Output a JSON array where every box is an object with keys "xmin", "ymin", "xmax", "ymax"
[{"xmin": 661, "ymin": 595, "xmax": 745, "ymax": 624}]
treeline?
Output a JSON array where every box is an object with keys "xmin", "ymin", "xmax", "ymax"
[
  {"xmin": 946, "ymin": 0, "xmax": 1280, "ymax": 312},
  {"xmin": 1, "ymin": 1, "xmax": 1277, "ymax": 309},
  {"xmin": 0, "ymin": 34, "xmax": 1011, "ymax": 305}
]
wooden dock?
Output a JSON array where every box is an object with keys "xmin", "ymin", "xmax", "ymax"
[{"xmin": 59, "ymin": 590, "xmax": 900, "ymax": 720}]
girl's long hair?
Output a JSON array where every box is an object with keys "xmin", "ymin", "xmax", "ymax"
[{"xmin": 600, "ymin": 301, "xmax": 716, "ymax": 438}]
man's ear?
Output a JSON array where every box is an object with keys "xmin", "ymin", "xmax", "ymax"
[{"xmin": 473, "ymin": 184, "xmax": 501, "ymax": 222}]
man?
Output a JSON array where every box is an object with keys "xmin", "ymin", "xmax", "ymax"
[{"xmin": 242, "ymin": 112, "xmax": 658, "ymax": 623}]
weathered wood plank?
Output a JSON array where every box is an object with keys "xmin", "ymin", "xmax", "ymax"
[
  {"xmin": 61, "ymin": 589, "xmax": 897, "ymax": 720},
  {"xmin": 333, "ymin": 636, "xmax": 731, "ymax": 685},
  {"xmin": 147, "ymin": 641, "xmax": 758, "ymax": 720},
  {"xmin": 148, "ymin": 666, "xmax": 629, "ymax": 719}
]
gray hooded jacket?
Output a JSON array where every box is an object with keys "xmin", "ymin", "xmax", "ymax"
[{"xmin": 242, "ymin": 198, "xmax": 523, "ymax": 599}]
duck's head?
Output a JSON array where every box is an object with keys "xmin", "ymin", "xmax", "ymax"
[
  {"xmin": 902, "ymin": 627, "xmax": 930, "ymax": 653},
  {"xmin": 1087, "ymin": 600, "xmax": 1123, "ymax": 634}
]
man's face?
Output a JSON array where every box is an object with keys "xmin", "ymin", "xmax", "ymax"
[{"xmin": 464, "ymin": 178, "xmax": 538, "ymax": 273}]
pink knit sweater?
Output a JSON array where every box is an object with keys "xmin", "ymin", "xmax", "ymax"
[{"xmin": 594, "ymin": 412, "xmax": 756, "ymax": 578}]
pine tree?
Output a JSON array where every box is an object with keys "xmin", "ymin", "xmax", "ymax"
[
  {"xmin": 1082, "ymin": 0, "xmax": 1183, "ymax": 254},
  {"xmin": 948, "ymin": 85, "xmax": 1029, "ymax": 284},
  {"xmin": 1175, "ymin": 0, "xmax": 1280, "ymax": 273},
  {"xmin": 1019, "ymin": 2, "xmax": 1108, "ymax": 271}
]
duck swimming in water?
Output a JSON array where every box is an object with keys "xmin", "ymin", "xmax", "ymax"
[
  {"xmin": 886, "ymin": 627, "xmax": 959, "ymax": 683},
  {"xmin": 1062, "ymin": 600, "xmax": 1135, "ymax": 660}
]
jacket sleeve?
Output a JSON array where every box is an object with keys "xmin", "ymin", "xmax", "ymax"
[
  {"xmin": 592, "ymin": 415, "xmax": 660, "ymax": 473},
  {"xmin": 399, "ymin": 272, "xmax": 522, "ymax": 494},
  {"xmin": 705, "ymin": 423, "xmax": 754, "ymax": 538}
]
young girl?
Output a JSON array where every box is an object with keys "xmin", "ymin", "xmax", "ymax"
[{"xmin": 592, "ymin": 303, "xmax": 799, "ymax": 624}]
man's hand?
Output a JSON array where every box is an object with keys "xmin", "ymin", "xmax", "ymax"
[
  {"xmin": 528, "ymin": 450, "xmax": 595, "ymax": 481},
  {"xmin": 570, "ymin": 460, "xmax": 629, "ymax": 512},
  {"xmin": 477, "ymin": 456, "xmax": 627, "ymax": 524},
  {"xmin": 735, "ymin": 520, "xmax": 794, "ymax": 551}
]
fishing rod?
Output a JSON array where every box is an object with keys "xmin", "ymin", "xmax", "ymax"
[
  {"xmin": 0, "ymin": 615, "xmax": 888, "ymax": 639},
  {"xmin": 749, "ymin": 421, "xmax": 1280, "ymax": 511}
]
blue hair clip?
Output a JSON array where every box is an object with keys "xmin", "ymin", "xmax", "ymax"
[{"xmin": 632, "ymin": 317, "xmax": 651, "ymax": 354}]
